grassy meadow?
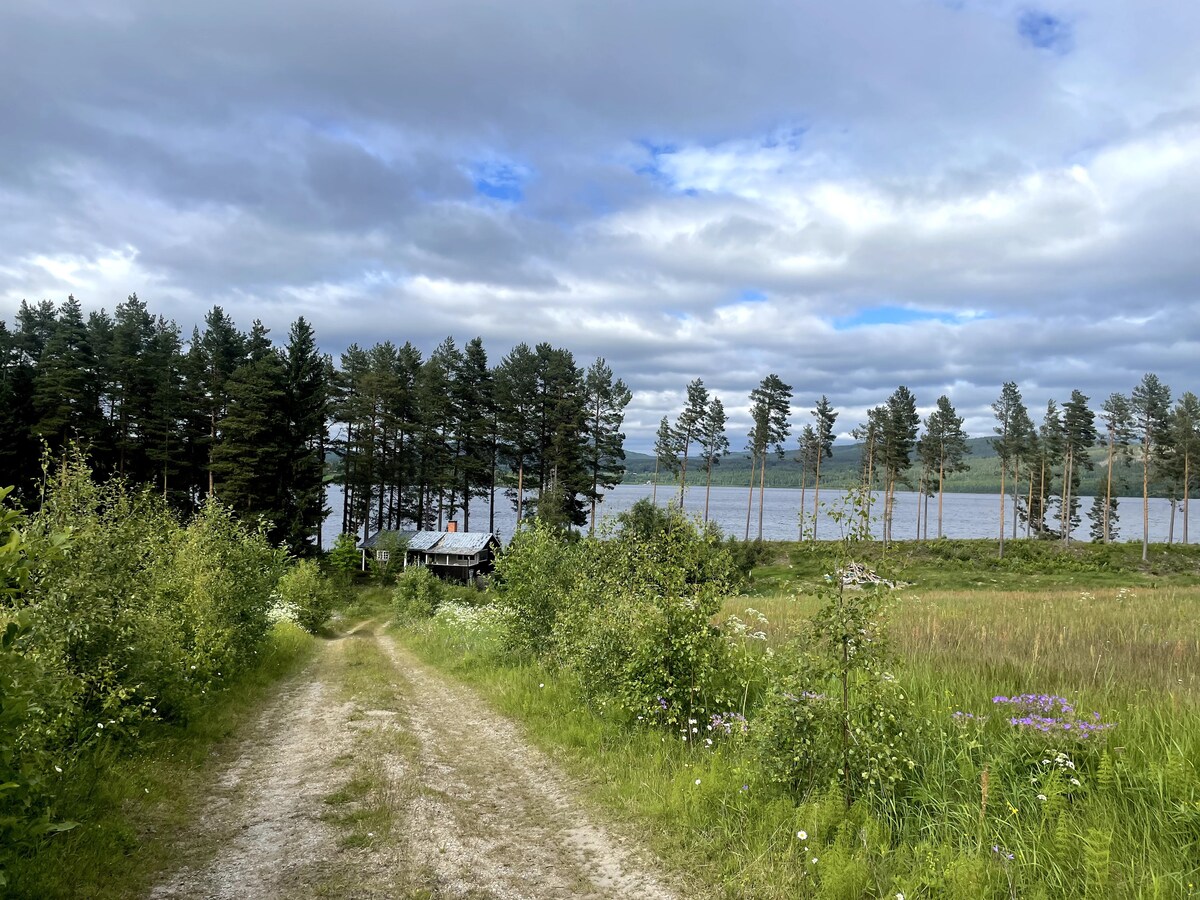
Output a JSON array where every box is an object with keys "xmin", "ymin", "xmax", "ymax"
[{"xmin": 398, "ymin": 537, "xmax": 1200, "ymax": 899}]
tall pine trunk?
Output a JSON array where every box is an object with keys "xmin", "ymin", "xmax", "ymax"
[
  {"xmin": 937, "ymin": 458, "xmax": 945, "ymax": 539},
  {"xmin": 516, "ymin": 462, "xmax": 524, "ymax": 525},
  {"xmin": 745, "ymin": 452, "xmax": 757, "ymax": 541},
  {"xmin": 757, "ymin": 452, "xmax": 767, "ymax": 541},
  {"xmin": 1104, "ymin": 431, "xmax": 1115, "ymax": 543},
  {"xmin": 812, "ymin": 452, "xmax": 823, "ymax": 540},
  {"xmin": 704, "ymin": 456, "xmax": 714, "ymax": 523},
  {"xmin": 998, "ymin": 459, "xmax": 1007, "ymax": 559}
]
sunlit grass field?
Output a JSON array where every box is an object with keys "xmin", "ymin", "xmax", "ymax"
[{"xmin": 404, "ymin": 541, "xmax": 1200, "ymax": 898}]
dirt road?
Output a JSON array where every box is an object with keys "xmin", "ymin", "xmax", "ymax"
[{"xmin": 149, "ymin": 621, "xmax": 681, "ymax": 900}]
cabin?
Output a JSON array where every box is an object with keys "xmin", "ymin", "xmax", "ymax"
[{"xmin": 358, "ymin": 522, "xmax": 501, "ymax": 583}]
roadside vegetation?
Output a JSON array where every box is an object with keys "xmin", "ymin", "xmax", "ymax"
[
  {"xmin": 0, "ymin": 457, "xmax": 342, "ymax": 895},
  {"xmin": 395, "ymin": 498, "xmax": 1200, "ymax": 899}
]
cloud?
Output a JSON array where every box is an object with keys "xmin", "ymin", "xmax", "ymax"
[{"xmin": 2, "ymin": 0, "xmax": 1199, "ymax": 450}]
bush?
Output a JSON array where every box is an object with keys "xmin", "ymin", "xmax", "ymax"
[
  {"xmin": 393, "ymin": 565, "xmax": 444, "ymax": 619},
  {"xmin": 554, "ymin": 512, "xmax": 743, "ymax": 728},
  {"xmin": 491, "ymin": 522, "xmax": 581, "ymax": 654},
  {"xmin": 274, "ymin": 559, "xmax": 340, "ymax": 633}
]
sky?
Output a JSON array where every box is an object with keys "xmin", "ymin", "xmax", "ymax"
[{"xmin": 2, "ymin": 0, "xmax": 1199, "ymax": 450}]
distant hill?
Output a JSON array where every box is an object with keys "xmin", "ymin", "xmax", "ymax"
[{"xmin": 622, "ymin": 437, "xmax": 1149, "ymax": 496}]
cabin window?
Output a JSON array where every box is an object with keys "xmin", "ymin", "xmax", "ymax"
[{"xmin": 376, "ymin": 550, "xmax": 390, "ymax": 563}]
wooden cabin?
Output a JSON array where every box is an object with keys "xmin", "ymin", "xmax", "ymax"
[{"xmin": 358, "ymin": 523, "xmax": 501, "ymax": 583}]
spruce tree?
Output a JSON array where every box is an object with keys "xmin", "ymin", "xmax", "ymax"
[
  {"xmin": 282, "ymin": 317, "xmax": 330, "ymax": 554},
  {"xmin": 210, "ymin": 321, "xmax": 290, "ymax": 543},
  {"xmin": 33, "ymin": 296, "xmax": 103, "ymax": 451},
  {"xmin": 196, "ymin": 307, "xmax": 247, "ymax": 497}
]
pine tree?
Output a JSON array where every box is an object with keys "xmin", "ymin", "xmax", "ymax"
[
  {"xmin": 583, "ymin": 358, "xmax": 631, "ymax": 535},
  {"xmin": 810, "ymin": 396, "xmax": 838, "ymax": 540},
  {"xmin": 795, "ymin": 424, "xmax": 819, "ymax": 540},
  {"xmin": 1098, "ymin": 393, "xmax": 1133, "ymax": 544},
  {"xmin": 748, "ymin": 374, "xmax": 792, "ymax": 541},
  {"xmin": 1131, "ymin": 373, "xmax": 1171, "ymax": 561},
  {"xmin": 1059, "ymin": 390, "xmax": 1097, "ymax": 545},
  {"xmin": 1168, "ymin": 392, "xmax": 1200, "ymax": 546},
  {"xmin": 495, "ymin": 343, "xmax": 541, "ymax": 526},
  {"xmin": 653, "ymin": 415, "xmax": 681, "ymax": 506},
  {"xmin": 918, "ymin": 395, "xmax": 971, "ymax": 539},
  {"xmin": 697, "ymin": 396, "xmax": 729, "ymax": 523},
  {"xmin": 991, "ymin": 382, "xmax": 1026, "ymax": 557},
  {"xmin": 674, "ymin": 378, "xmax": 709, "ymax": 503},
  {"xmin": 454, "ymin": 337, "xmax": 494, "ymax": 532},
  {"xmin": 880, "ymin": 386, "xmax": 919, "ymax": 545}
]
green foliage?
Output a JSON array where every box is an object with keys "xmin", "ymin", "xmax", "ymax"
[
  {"xmin": 490, "ymin": 521, "xmax": 580, "ymax": 653},
  {"xmin": 274, "ymin": 558, "xmax": 340, "ymax": 633},
  {"xmin": 392, "ymin": 565, "xmax": 445, "ymax": 619},
  {"xmin": 554, "ymin": 513, "xmax": 741, "ymax": 727},
  {"xmin": 756, "ymin": 489, "xmax": 921, "ymax": 805},
  {"xmin": 0, "ymin": 455, "xmax": 303, "ymax": 879},
  {"xmin": 326, "ymin": 532, "xmax": 361, "ymax": 579}
]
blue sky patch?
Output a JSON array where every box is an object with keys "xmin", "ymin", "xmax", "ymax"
[
  {"xmin": 1018, "ymin": 11, "xmax": 1073, "ymax": 54},
  {"xmin": 469, "ymin": 159, "xmax": 531, "ymax": 203},
  {"xmin": 738, "ymin": 289, "xmax": 768, "ymax": 303},
  {"xmin": 833, "ymin": 305, "xmax": 959, "ymax": 330}
]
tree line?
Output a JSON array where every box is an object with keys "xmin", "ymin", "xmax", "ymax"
[
  {"xmin": 0, "ymin": 296, "xmax": 634, "ymax": 549},
  {"xmin": 650, "ymin": 374, "xmax": 1199, "ymax": 554}
]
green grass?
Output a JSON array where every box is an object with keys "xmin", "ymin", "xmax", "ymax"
[
  {"xmin": 396, "ymin": 567, "xmax": 1200, "ymax": 899},
  {"xmin": 5, "ymin": 620, "xmax": 316, "ymax": 900},
  {"xmin": 743, "ymin": 538, "xmax": 1200, "ymax": 595}
]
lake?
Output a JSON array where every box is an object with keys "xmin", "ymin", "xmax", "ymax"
[{"xmin": 321, "ymin": 483, "xmax": 1188, "ymax": 547}]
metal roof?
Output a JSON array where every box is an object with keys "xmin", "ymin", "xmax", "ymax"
[{"xmin": 360, "ymin": 530, "xmax": 498, "ymax": 554}]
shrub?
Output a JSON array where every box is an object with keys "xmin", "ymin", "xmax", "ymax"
[
  {"xmin": 553, "ymin": 510, "xmax": 744, "ymax": 728},
  {"xmin": 490, "ymin": 522, "xmax": 580, "ymax": 654},
  {"xmin": 274, "ymin": 559, "xmax": 340, "ymax": 633},
  {"xmin": 326, "ymin": 532, "xmax": 361, "ymax": 581},
  {"xmin": 393, "ymin": 565, "xmax": 444, "ymax": 619}
]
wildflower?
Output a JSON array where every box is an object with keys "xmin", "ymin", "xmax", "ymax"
[
  {"xmin": 97, "ymin": 722, "xmax": 104, "ymax": 729},
  {"xmin": 54, "ymin": 766, "xmax": 62, "ymax": 773},
  {"xmin": 1037, "ymin": 793, "xmax": 1047, "ymax": 801},
  {"xmin": 811, "ymin": 857, "xmax": 819, "ymax": 864},
  {"xmin": 797, "ymin": 830, "xmax": 807, "ymax": 840},
  {"xmin": 539, "ymin": 683, "xmax": 545, "ymax": 688},
  {"xmin": 741, "ymin": 784, "xmax": 749, "ymax": 792},
  {"xmin": 695, "ymin": 779, "xmax": 701, "ymax": 785}
]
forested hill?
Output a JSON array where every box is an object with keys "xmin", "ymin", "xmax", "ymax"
[{"xmin": 622, "ymin": 437, "xmax": 1150, "ymax": 495}]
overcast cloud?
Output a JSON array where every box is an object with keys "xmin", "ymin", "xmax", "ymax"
[{"xmin": 2, "ymin": 0, "xmax": 1198, "ymax": 447}]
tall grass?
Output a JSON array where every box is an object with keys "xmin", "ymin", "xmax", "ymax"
[{"xmin": 403, "ymin": 583, "xmax": 1200, "ymax": 898}]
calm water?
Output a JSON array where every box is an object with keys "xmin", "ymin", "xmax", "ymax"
[{"xmin": 322, "ymin": 483, "xmax": 1187, "ymax": 547}]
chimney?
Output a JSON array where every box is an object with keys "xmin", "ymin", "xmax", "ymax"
[{"xmin": 447, "ymin": 520, "xmax": 458, "ymax": 533}]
